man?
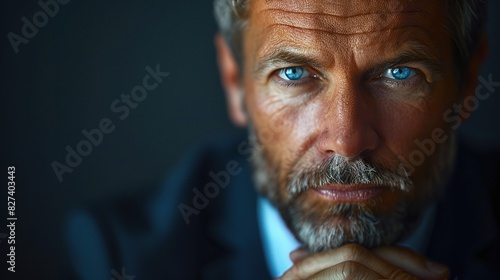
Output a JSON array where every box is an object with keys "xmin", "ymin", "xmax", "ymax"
[{"xmin": 65, "ymin": 0, "xmax": 499, "ymax": 279}]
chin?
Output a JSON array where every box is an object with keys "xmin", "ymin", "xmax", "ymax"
[{"xmin": 279, "ymin": 189, "xmax": 416, "ymax": 252}]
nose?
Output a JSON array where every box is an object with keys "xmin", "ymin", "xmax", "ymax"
[{"xmin": 317, "ymin": 83, "xmax": 379, "ymax": 159}]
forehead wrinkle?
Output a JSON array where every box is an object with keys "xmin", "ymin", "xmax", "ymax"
[
  {"xmin": 250, "ymin": 2, "xmax": 441, "ymax": 59},
  {"xmin": 346, "ymin": 28, "xmax": 442, "ymax": 73},
  {"xmin": 256, "ymin": 23, "xmax": 433, "ymax": 64},
  {"xmin": 265, "ymin": 23, "xmax": 429, "ymax": 37},
  {"xmin": 258, "ymin": 8, "xmax": 428, "ymax": 35},
  {"xmin": 247, "ymin": 1, "xmax": 447, "ymax": 81},
  {"xmin": 252, "ymin": 25, "xmax": 339, "ymax": 72},
  {"xmin": 262, "ymin": 0, "xmax": 436, "ymax": 17}
]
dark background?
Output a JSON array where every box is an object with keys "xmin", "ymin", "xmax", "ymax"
[{"xmin": 0, "ymin": 1, "xmax": 499, "ymax": 279}]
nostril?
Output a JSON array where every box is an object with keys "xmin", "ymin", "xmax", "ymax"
[{"xmin": 316, "ymin": 125, "xmax": 380, "ymax": 160}]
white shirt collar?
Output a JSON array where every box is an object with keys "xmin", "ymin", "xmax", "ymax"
[{"xmin": 257, "ymin": 197, "xmax": 437, "ymax": 278}]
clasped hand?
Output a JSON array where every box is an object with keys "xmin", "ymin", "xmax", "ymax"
[{"xmin": 278, "ymin": 244, "xmax": 449, "ymax": 280}]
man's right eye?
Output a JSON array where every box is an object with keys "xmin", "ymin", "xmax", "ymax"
[{"xmin": 277, "ymin": 67, "xmax": 311, "ymax": 81}]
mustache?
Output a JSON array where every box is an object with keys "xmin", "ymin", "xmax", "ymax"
[{"xmin": 287, "ymin": 154, "xmax": 413, "ymax": 196}]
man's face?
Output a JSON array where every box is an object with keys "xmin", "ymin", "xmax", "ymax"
[{"xmin": 238, "ymin": 0, "xmax": 459, "ymax": 251}]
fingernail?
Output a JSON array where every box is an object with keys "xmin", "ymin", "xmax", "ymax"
[{"xmin": 426, "ymin": 261, "xmax": 449, "ymax": 274}]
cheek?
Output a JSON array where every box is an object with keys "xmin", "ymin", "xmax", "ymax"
[
  {"xmin": 378, "ymin": 104, "xmax": 432, "ymax": 157},
  {"xmin": 377, "ymin": 81, "xmax": 457, "ymax": 159},
  {"xmin": 244, "ymin": 84, "xmax": 292, "ymax": 160},
  {"xmin": 244, "ymin": 83, "xmax": 322, "ymax": 179}
]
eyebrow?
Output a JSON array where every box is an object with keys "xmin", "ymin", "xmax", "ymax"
[
  {"xmin": 367, "ymin": 42, "xmax": 445, "ymax": 80},
  {"xmin": 253, "ymin": 41, "xmax": 445, "ymax": 80},
  {"xmin": 254, "ymin": 48, "xmax": 326, "ymax": 79}
]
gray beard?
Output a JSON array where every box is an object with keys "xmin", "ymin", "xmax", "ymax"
[{"xmin": 248, "ymin": 127, "xmax": 456, "ymax": 252}]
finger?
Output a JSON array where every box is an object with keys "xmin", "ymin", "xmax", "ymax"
[
  {"xmin": 373, "ymin": 246, "xmax": 449, "ymax": 280},
  {"xmin": 281, "ymin": 243, "xmax": 412, "ymax": 280},
  {"xmin": 290, "ymin": 246, "xmax": 313, "ymax": 264},
  {"xmin": 283, "ymin": 244, "xmax": 369, "ymax": 280},
  {"xmin": 309, "ymin": 261, "xmax": 383, "ymax": 280}
]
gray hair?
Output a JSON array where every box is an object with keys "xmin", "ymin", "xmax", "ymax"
[
  {"xmin": 213, "ymin": 0, "xmax": 487, "ymax": 72},
  {"xmin": 213, "ymin": 0, "xmax": 249, "ymax": 65}
]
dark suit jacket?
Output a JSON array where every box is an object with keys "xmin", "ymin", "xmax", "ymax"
[{"xmin": 64, "ymin": 131, "xmax": 500, "ymax": 280}]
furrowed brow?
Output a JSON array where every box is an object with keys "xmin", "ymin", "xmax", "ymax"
[
  {"xmin": 369, "ymin": 42, "xmax": 445, "ymax": 80},
  {"xmin": 254, "ymin": 43, "xmax": 445, "ymax": 80},
  {"xmin": 254, "ymin": 48, "xmax": 325, "ymax": 79}
]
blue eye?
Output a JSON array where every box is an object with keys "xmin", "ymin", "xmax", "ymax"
[
  {"xmin": 278, "ymin": 67, "xmax": 310, "ymax": 81},
  {"xmin": 382, "ymin": 67, "xmax": 416, "ymax": 80}
]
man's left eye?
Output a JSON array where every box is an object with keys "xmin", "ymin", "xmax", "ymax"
[
  {"xmin": 382, "ymin": 67, "xmax": 416, "ymax": 80},
  {"xmin": 277, "ymin": 67, "xmax": 311, "ymax": 81}
]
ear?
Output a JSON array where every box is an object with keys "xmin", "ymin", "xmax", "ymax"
[
  {"xmin": 462, "ymin": 32, "xmax": 489, "ymax": 102},
  {"xmin": 214, "ymin": 33, "xmax": 247, "ymax": 127}
]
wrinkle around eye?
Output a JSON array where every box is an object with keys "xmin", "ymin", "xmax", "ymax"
[
  {"xmin": 371, "ymin": 73, "xmax": 432, "ymax": 108},
  {"xmin": 269, "ymin": 80, "xmax": 326, "ymax": 102}
]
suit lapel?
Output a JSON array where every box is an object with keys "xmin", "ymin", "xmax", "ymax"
[
  {"xmin": 426, "ymin": 144, "xmax": 499, "ymax": 278},
  {"xmin": 200, "ymin": 154, "xmax": 272, "ymax": 280}
]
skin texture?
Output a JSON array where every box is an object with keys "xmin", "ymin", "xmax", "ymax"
[
  {"xmin": 243, "ymin": 0, "xmax": 456, "ymax": 208},
  {"xmin": 215, "ymin": 0, "xmax": 487, "ymax": 279},
  {"xmin": 285, "ymin": 244, "xmax": 449, "ymax": 279}
]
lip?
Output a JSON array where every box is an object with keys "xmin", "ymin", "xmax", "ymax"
[{"xmin": 312, "ymin": 184, "xmax": 386, "ymax": 202}]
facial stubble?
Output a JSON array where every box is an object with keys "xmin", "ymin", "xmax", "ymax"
[{"xmin": 248, "ymin": 126, "xmax": 455, "ymax": 252}]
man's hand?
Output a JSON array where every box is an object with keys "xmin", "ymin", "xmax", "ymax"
[{"xmin": 279, "ymin": 244, "xmax": 449, "ymax": 280}]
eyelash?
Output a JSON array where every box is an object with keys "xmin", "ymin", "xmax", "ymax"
[
  {"xmin": 272, "ymin": 70, "xmax": 319, "ymax": 88},
  {"xmin": 377, "ymin": 68, "xmax": 423, "ymax": 88}
]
